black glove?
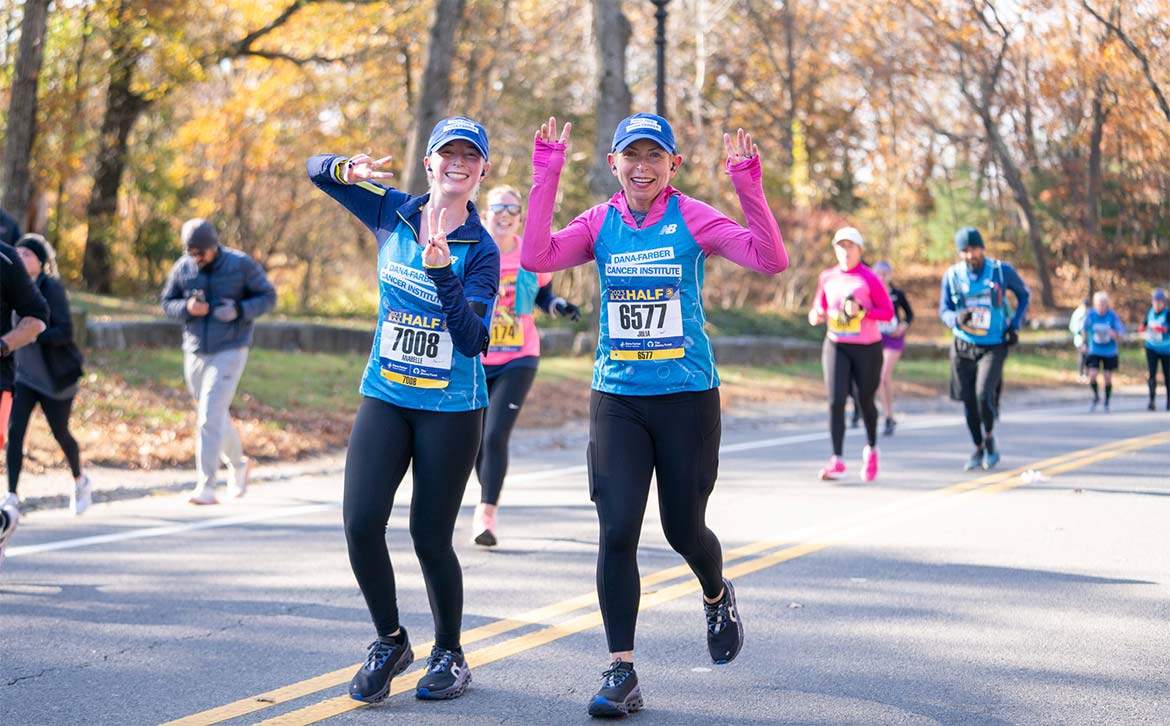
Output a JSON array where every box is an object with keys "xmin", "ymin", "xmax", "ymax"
[
  {"xmin": 957, "ymin": 309, "xmax": 974, "ymax": 327},
  {"xmin": 1004, "ymin": 327, "xmax": 1019, "ymax": 346},
  {"xmin": 552, "ymin": 297, "xmax": 581, "ymax": 322}
]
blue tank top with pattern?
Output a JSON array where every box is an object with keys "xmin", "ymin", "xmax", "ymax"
[
  {"xmin": 359, "ymin": 219, "xmax": 487, "ymax": 411},
  {"xmin": 592, "ymin": 195, "xmax": 718, "ymax": 395}
]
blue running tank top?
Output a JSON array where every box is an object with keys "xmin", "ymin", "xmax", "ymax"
[
  {"xmin": 360, "ymin": 219, "xmax": 487, "ymax": 411},
  {"xmin": 592, "ymin": 195, "xmax": 718, "ymax": 395}
]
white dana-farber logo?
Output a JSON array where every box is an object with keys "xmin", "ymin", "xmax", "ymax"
[{"xmin": 626, "ymin": 118, "xmax": 662, "ymax": 133}]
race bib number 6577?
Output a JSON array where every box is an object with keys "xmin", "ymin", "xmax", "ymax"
[{"xmin": 606, "ymin": 283, "xmax": 684, "ymax": 360}]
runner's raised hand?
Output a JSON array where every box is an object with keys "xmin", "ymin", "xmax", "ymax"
[
  {"xmin": 424, "ymin": 205, "xmax": 451, "ymax": 268},
  {"xmin": 723, "ymin": 128, "xmax": 758, "ymax": 165},
  {"xmin": 536, "ymin": 116, "xmax": 572, "ymax": 146},
  {"xmin": 343, "ymin": 154, "xmax": 394, "ymax": 184}
]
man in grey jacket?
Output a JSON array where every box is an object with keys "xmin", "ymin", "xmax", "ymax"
[{"xmin": 161, "ymin": 219, "xmax": 276, "ymax": 504}]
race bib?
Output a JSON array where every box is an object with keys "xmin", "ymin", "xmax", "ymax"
[
  {"xmin": 1092, "ymin": 324, "xmax": 1113, "ymax": 345},
  {"xmin": 879, "ymin": 319, "xmax": 899, "ymax": 335},
  {"xmin": 964, "ymin": 306, "xmax": 992, "ymax": 331},
  {"xmin": 1147, "ymin": 324, "xmax": 1167, "ymax": 344},
  {"xmin": 379, "ymin": 309, "xmax": 453, "ymax": 388},
  {"xmin": 606, "ymin": 282, "xmax": 684, "ymax": 360},
  {"xmin": 828, "ymin": 310, "xmax": 863, "ymax": 336},
  {"xmin": 489, "ymin": 308, "xmax": 524, "ymax": 352}
]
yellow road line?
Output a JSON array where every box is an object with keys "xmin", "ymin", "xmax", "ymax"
[
  {"xmin": 161, "ymin": 538, "xmax": 783, "ymax": 726},
  {"xmin": 166, "ymin": 432, "xmax": 1167, "ymax": 726}
]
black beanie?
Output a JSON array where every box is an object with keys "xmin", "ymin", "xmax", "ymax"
[
  {"xmin": 16, "ymin": 233, "xmax": 49, "ymax": 265},
  {"xmin": 954, "ymin": 227, "xmax": 985, "ymax": 251},
  {"xmin": 181, "ymin": 218, "xmax": 219, "ymax": 250}
]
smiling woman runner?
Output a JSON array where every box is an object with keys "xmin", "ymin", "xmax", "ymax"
[
  {"xmin": 473, "ymin": 184, "xmax": 581, "ymax": 547},
  {"xmin": 521, "ymin": 113, "xmax": 788, "ymax": 718},
  {"xmin": 808, "ymin": 228, "xmax": 894, "ymax": 482},
  {"xmin": 307, "ymin": 116, "xmax": 499, "ymax": 704}
]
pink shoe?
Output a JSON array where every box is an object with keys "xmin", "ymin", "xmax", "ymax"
[
  {"xmin": 471, "ymin": 503, "xmax": 497, "ymax": 547},
  {"xmin": 819, "ymin": 456, "xmax": 846, "ymax": 481},
  {"xmin": 862, "ymin": 446, "xmax": 879, "ymax": 482}
]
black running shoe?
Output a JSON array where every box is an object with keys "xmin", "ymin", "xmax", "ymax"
[
  {"xmin": 349, "ymin": 629, "xmax": 414, "ymax": 703},
  {"xmin": 415, "ymin": 645, "xmax": 472, "ymax": 700},
  {"xmin": 705, "ymin": 577, "xmax": 744, "ymax": 664},
  {"xmin": 587, "ymin": 661, "xmax": 643, "ymax": 718},
  {"xmin": 883, "ymin": 417, "xmax": 896, "ymax": 436}
]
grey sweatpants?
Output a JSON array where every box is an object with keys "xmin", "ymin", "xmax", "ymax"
[{"xmin": 184, "ymin": 347, "xmax": 249, "ymax": 498}]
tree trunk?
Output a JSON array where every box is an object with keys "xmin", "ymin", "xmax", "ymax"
[
  {"xmin": 782, "ymin": 0, "xmax": 797, "ymax": 163},
  {"xmin": 588, "ymin": 0, "xmax": 631, "ymax": 202},
  {"xmin": 83, "ymin": 4, "xmax": 150, "ymax": 293},
  {"xmin": 1083, "ymin": 77, "xmax": 1109, "ymax": 299},
  {"xmin": 0, "ymin": 0, "xmax": 51, "ymax": 224},
  {"xmin": 979, "ymin": 108, "xmax": 1055, "ymax": 307},
  {"xmin": 401, "ymin": 0, "xmax": 467, "ymax": 196}
]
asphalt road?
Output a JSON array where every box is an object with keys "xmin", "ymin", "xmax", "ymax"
[{"xmin": 3, "ymin": 396, "xmax": 1168, "ymax": 726}]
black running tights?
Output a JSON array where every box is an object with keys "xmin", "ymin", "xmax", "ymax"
[
  {"xmin": 1147, "ymin": 348, "xmax": 1170, "ymax": 404},
  {"xmin": 7, "ymin": 383, "xmax": 81, "ymax": 494},
  {"xmin": 343, "ymin": 397, "xmax": 482, "ymax": 650},
  {"xmin": 475, "ymin": 366, "xmax": 537, "ymax": 505},
  {"xmin": 951, "ymin": 341, "xmax": 1007, "ymax": 447},
  {"xmin": 588, "ymin": 388, "xmax": 724, "ymax": 653},
  {"xmin": 822, "ymin": 339, "xmax": 882, "ymax": 456}
]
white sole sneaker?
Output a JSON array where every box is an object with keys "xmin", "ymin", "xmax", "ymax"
[
  {"xmin": 0, "ymin": 500, "xmax": 20, "ymax": 570},
  {"xmin": 72, "ymin": 475, "xmax": 93, "ymax": 515},
  {"xmin": 228, "ymin": 458, "xmax": 252, "ymax": 499}
]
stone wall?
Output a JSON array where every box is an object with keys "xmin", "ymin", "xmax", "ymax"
[{"xmin": 80, "ymin": 315, "xmax": 1088, "ymax": 361}]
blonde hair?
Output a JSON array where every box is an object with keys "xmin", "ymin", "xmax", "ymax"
[
  {"xmin": 1092, "ymin": 291, "xmax": 1110, "ymax": 306},
  {"xmin": 486, "ymin": 185, "xmax": 523, "ymax": 206}
]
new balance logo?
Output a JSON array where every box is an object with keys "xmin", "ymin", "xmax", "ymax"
[{"xmin": 660, "ymin": 224, "xmax": 677, "ymax": 235}]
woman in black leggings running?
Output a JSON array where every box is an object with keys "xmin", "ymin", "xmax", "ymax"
[
  {"xmin": 307, "ymin": 116, "xmax": 499, "ymax": 703},
  {"xmin": 522, "ymin": 115, "xmax": 788, "ymax": 717},
  {"xmin": 6, "ymin": 235, "xmax": 91, "ymax": 514},
  {"xmin": 472, "ymin": 185, "xmax": 579, "ymax": 546},
  {"xmin": 808, "ymin": 228, "xmax": 894, "ymax": 482}
]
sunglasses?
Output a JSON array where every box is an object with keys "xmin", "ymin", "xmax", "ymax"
[{"xmin": 488, "ymin": 203, "xmax": 522, "ymax": 215}]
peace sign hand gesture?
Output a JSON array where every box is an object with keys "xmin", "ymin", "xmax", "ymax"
[
  {"xmin": 535, "ymin": 116, "xmax": 572, "ymax": 146},
  {"xmin": 723, "ymin": 128, "xmax": 758, "ymax": 166},
  {"xmin": 343, "ymin": 153, "xmax": 394, "ymax": 184},
  {"xmin": 423, "ymin": 205, "xmax": 451, "ymax": 268}
]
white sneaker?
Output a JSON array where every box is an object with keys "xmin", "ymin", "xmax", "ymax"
[
  {"xmin": 72, "ymin": 474, "xmax": 93, "ymax": 515},
  {"xmin": 187, "ymin": 490, "xmax": 219, "ymax": 506},
  {"xmin": 1, "ymin": 496, "xmax": 20, "ymax": 570},
  {"xmin": 227, "ymin": 458, "xmax": 252, "ymax": 499}
]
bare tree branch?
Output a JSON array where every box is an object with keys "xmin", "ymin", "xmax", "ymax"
[{"xmin": 1081, "ymin": 0, "xmax": 1170, "ymax": 123}]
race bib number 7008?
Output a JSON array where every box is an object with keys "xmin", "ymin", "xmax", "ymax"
[{"xmin": 379, "ymin": 310, "xmax": 454, "ymax": 388}]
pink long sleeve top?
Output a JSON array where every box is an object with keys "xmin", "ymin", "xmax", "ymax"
[
  {"xmin": 813, "ymin": 264, "xmax": 895, "ymax": 345},
  {"xmin": 520, "ymin": 139, "xmax": 788, "ymax": 274}
]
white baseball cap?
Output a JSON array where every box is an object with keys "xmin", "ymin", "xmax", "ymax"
[{"xmin": 832, "ymin": 226, "xmax": 864, "ymax": 248}]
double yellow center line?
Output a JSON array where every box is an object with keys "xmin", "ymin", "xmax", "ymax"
[{"xmin": 165, "ymin": 430, "xmax": 1168, "ymax": 726}]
